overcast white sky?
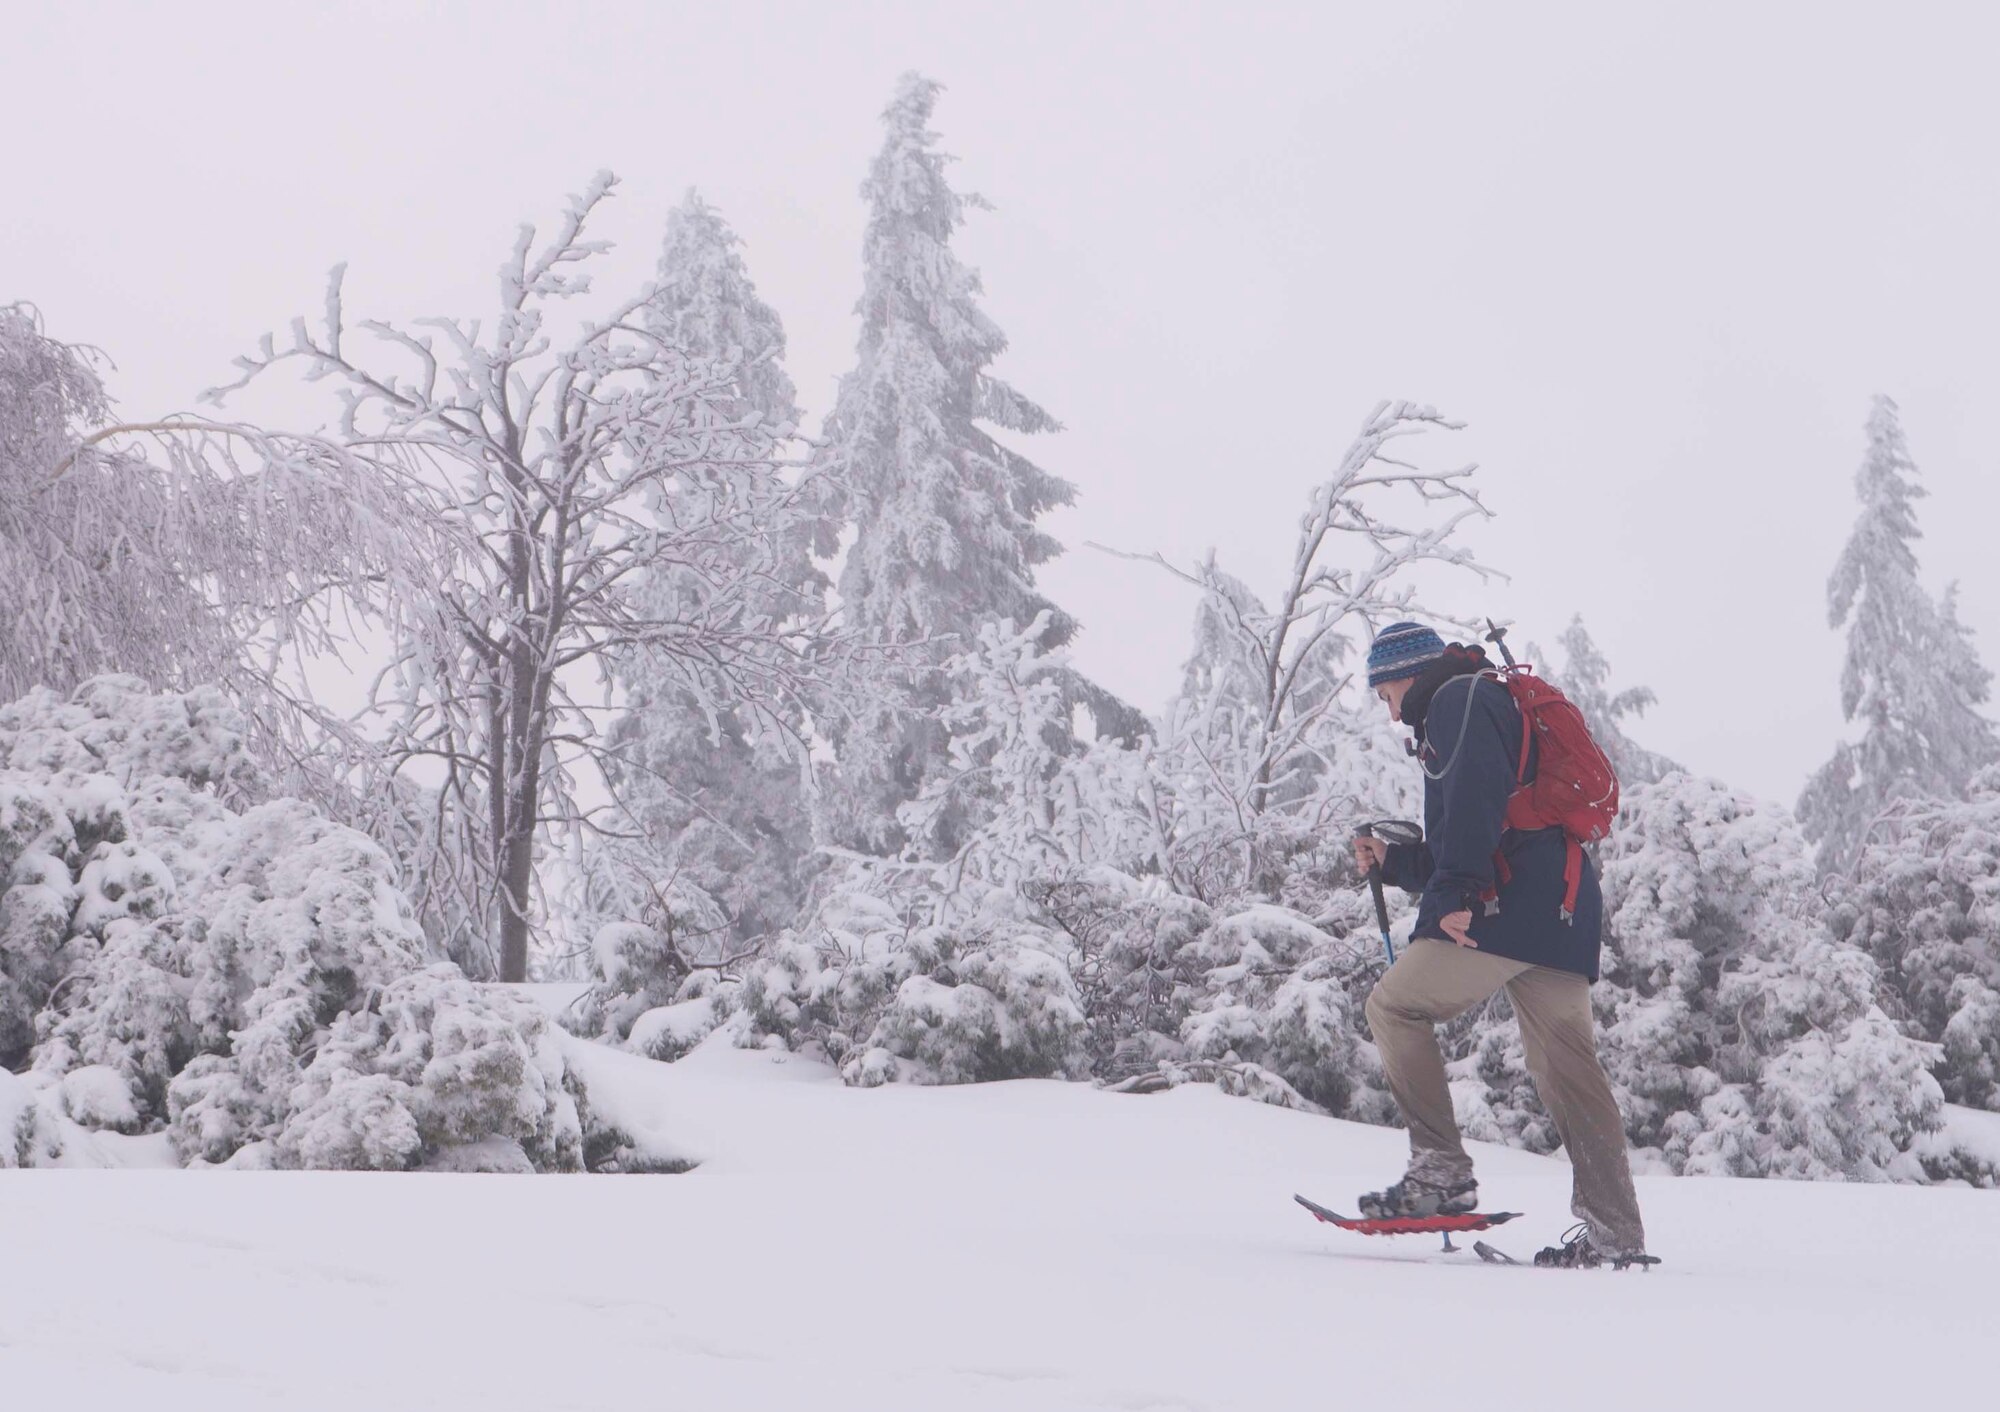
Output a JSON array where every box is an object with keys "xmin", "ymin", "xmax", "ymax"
[{"xmin": 9, "ymin": 1, "xmax": 1999, "ymax": 807}]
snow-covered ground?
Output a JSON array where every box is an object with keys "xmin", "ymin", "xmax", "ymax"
[{"xmin": 3, "ymin": 1022, "xmax": 1993, "ymax": 1412}]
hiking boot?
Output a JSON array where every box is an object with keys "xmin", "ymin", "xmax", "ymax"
[
  {"xmin": 1533, "ymin": 1222, "xmax": 1660, "ymax": 1270},
  {"xmin": 1357, "ymin": 1170, "xmax": 1478, "ymax": 1220}
]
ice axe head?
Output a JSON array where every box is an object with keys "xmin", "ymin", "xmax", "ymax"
[{"xmin": 1358, "ymin": 819, "xmax": 1422, "ymax": 848}]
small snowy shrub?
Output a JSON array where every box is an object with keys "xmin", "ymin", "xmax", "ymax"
[
  {"xmin": 735, "ymin": 876, "xmax": 1089, "ymax": 1086},
  {"xmin": 1588, "ymin": 773, "xmax": 1941, "ymax": 1179},
  {"xmin": 59, "ymin": 1063, "xmax": 144, "ymax": 1134},
  {"xmin": 1831, "ymin": 767, "xmax": 2000, "ymax": 1111},
  {"xmin": 273, "ymin": 966, "xmax": 584, "ymax": 1173},
  {"xmin": 1028, "ymin": 866, "xmax": 1214, "ymax": 1077},
  {"xmin": 624, "ymin": 973, "xmax": 730, "ymax": 1062},
  {"xmin": 1173, "ymin": 902, "xmax": 1393, "ymax": 1120},
  {"xmin": 567, "ymin": 875, "xmax": 727, "ymax": 1044},
  {"xmin": 0, "ymin": 676, "xmax": 260, "ymax": 798},
  {"xmin": 733, "ymin": 885, "xmax": 912, "ymax": 1059},
  {"xmin": 864, "ymin": 938, "xmax": 1088, "ymax": 1085},
  {"xmin": 0, "ymin": 677, "xmax": 596, "ymax": 1170},
  {"xmin": 38, "ymin": 790, "xmax": 428, "ymax": 1144},
  {"xmin": 0, "ymin": 774, "xmax": 85, "ymax": 1065},
  {"xmin": 0, "ymin": 1067, "xmax": 66, "ymax": 1167}
]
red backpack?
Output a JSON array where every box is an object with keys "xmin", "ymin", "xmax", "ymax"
[{"xmin": 1483, "ymin": 652, "xmax": 1620, "ymax": 923}]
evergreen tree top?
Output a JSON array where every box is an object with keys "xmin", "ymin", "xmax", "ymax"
[
  {"xmin": 1829, "ymin": 396, "xmax": 1925, "ymax": 673},
  {"xmin": 854, "ymin": 74, "xmax": 1058, "ymax": 436},
  {"xmin": 831, "ymin": 71, "xmax": 1076, "ymax": 647},
  {"xmin": 647, "ymin": 188, "xmax": 800, "ymax": 433},
  {"xmin": 1827, "ymin": 395, "xmax": 1992, "ymax": 725}
]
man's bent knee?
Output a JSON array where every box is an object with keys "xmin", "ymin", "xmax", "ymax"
[
  {"xmin": 1363, "ymin": 984, "xmax": 1398, "ymax": 1036},
  {"xmin": 1367, "ymin": 969, "xmax": 1437, "ymax": 1031}
]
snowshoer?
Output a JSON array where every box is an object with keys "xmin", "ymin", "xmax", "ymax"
[{"xmin": 1352, "ymin": 621, "xmax": 1650, "ymax": 1269}]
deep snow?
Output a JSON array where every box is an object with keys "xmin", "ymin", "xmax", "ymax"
[{"xmin": 2, "ymin": 1012, "xmax": 1992, "ymax": 1411}]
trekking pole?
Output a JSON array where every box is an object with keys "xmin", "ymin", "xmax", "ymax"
[
  {"xmin": 1483, "ymin": 619, "xmax": 1518, "ymax": 670},
  {"xmin": 1355, "ymin": 822, "xmax": 1396, "ymax": 965}
]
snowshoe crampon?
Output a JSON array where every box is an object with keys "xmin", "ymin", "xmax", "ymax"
[{"xmin": 1530, "ymin": 1222, "xmax": 1662, "ymax": 1271}]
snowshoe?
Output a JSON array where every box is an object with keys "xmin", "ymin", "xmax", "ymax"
[{"xmin": 1294, "ymin": 1193, "xmax": 1520, "ymax": 1239}]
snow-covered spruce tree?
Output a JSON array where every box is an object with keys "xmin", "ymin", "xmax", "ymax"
[
  {"xmin": 897, "ymin": 614, "xmax": 1091, "ymax": 894},
  {"xmin": 1566, "ymin": 772, "xmax": 1940, "ymax": 1179},
  {"xmin": 597, "ymin": 190, "xmax": 833, "ymax": 960},
  {"xmin": 1800, "ymin": 396, "xmax": 1998, "ymax": 876},
  {"xmin": 211, "ymin": 175, "xmax": 859, "ymax": 981},
  {"xmin": 641, "ymin": 190, "xmax": 812, "ymax": 452},
  {"xmin": 822, "ymin": 73, "xmax": 1130, "ymax": 855},
  {"xmin": 1829, "ymin": 765, "xmax": 2000, "ymax": 1113},
  {"xmin": 0, "ymin": 677, "xmax": 589, "ymax": 1170}
]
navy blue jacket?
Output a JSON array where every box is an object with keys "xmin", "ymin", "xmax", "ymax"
[{"xmin": 1378, "ymin": 657, "xmax": 1604, "ymax": 981}]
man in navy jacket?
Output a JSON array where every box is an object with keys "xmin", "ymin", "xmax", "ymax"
[{"xmin": 1351, "ymin": 622, "xmax": 1648, "ymax": 1267}]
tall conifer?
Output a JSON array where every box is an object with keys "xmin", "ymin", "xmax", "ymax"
[
  {"xmin": 1800, "ymin": 397, "xmax": 1998, "ymax": 873},
  {"xmin": 824, "ymin": 74, "xmax": 1084, "ymax": 850},
  {"xmin": 603, "ymin": 191, "xmax": 827, "ymax": 944}
]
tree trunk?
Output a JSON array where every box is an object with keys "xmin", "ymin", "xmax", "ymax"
[
  {"xmin": 497, "ymin": 655, "xmax": 541, "ymax": 981},
  {"xmin": 499, "ymin": 819, "xmax": 534, "ymax": 982},
  {"xmin": 498, "ymin": 448, "xmax": 537, "ymax": 982}
]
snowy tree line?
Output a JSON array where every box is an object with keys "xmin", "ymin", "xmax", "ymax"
[{"xmin": 3, "ymin": 73, "xmax": 1994, "ymax": 1181}]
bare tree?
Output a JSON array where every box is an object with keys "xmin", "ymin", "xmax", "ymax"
[
  {"xmin": 1095, "ymin": 400, "xmax": 1496, "ymax": 900},
  {"xmin": 209, "ymin": 174, "xmax": 860, "ymax": 981}
]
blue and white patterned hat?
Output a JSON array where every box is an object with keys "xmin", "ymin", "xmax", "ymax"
[{"xmin": 1367, "ymin": 621, "xmax": 1447, "ymax": 688}]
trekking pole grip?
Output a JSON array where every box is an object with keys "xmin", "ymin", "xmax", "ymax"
[{"xmin": 1355, "ymin": 823, "xmax": 1396, "ymax": 965}]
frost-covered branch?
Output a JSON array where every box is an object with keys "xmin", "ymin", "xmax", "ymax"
[
  {"xmin": 1, "ymin": 306, "xmax": 460, "ymax": 822},
  {"xmin": 1086, "ymin": 402, "xmax": 1492, "ymax": 901}
]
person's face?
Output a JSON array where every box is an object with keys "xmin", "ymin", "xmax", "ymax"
[{"xmin": 1375, "ymin": 675, "xmax": 1414, "ymax": 723}]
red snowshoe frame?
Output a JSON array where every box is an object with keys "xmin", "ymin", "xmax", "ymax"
[{"xmin": 1293, "ymin": 1193, "xmax": 1522, "ymax": 1236}]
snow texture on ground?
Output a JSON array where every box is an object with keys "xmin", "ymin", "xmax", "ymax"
[{"xmin": 2, "ymin": 1020, "xmax": 1992, "ymax": 1412}]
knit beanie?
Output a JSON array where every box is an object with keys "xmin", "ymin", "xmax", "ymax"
[{"xmin": 1366, "ymin": 621, "xmax": 1447, "ymax": 688}]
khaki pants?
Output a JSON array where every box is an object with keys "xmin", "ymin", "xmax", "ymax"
[{"xmin": 1364, "ymin": 938, "xmax": 1646, "ymax": 1254}]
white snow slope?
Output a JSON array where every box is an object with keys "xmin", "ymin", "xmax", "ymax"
[{"xmin": 3, "ymin": 1022, "xmax": 1992, "ymax": 1412}]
